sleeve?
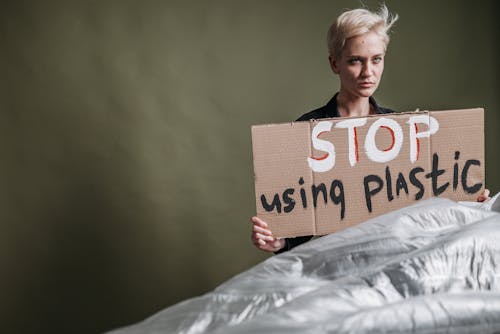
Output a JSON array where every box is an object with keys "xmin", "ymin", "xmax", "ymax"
[{"xmin": 274, "ymin": 235, "xmax": 314, "ymax": 254}]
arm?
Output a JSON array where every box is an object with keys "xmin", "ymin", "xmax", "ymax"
[
  {"xmin": 251, "ymin": 217, "xmax": 314, "ymax": 253},
  {"xmin": 251, "ymin": 216, "xmax": 286, "ymax": 253}
]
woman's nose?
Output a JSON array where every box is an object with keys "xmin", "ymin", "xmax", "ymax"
[{"xmin": 362, "ymin": 62, "xmax": 373, "ymax": 76}]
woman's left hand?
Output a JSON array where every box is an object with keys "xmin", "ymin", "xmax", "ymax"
[{"xmin": 477, "ymin": 189, "xmax": 491, "ymax": 202}]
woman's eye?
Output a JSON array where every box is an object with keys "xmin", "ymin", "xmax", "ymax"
[
  {"xmin": 348, "ymin": 58, "xmax": 362, "ymax": 64},
  {"xmin": 372, "ymin": 56, "xmax": 383, "ymax": 64}
]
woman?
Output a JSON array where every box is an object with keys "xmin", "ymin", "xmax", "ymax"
[{"xmin": 251, "ymin": 6, "xmax": 489, "ymax": 253}]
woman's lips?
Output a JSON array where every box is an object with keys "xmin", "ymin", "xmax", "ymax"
[{"xmin": 359, "ymin": 82, "xmax": 376, "ymax": 88}]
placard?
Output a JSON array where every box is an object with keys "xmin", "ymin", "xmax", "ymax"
[{"xmin": 252, "ymin": 109, "xmax": 484, "ymax": 237}]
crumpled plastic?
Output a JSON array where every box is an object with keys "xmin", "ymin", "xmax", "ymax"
[{"xmin": 108, "ymin": 194, "xmax": 500, "ymax": 334}]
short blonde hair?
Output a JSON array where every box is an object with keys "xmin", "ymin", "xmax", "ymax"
[{"xmin": 327, "ymin": 5, "xmax": 398, "ymax": 59}]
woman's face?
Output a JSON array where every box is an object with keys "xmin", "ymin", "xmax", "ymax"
[{"xmin": 330, "ymin": 31, "xmax": 386, "ymax": 99}]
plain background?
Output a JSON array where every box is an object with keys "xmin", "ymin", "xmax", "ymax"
[{"xmin": 1, "ymin": 0, "xmax": 499, "ymax": 333}]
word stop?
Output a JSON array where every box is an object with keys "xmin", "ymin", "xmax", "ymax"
[{"xmin": 307, "ymin": 115, "xmax": 439, "ymax": 172}]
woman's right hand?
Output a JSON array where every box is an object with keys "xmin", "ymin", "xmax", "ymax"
[{"xmin": 251, "ymin": 216, "xmax": 286, "ymax": 253}]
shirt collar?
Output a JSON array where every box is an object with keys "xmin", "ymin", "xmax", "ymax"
[{"xmin": 325, "ymin": 92, "xmax": 382, "ymax": 118}]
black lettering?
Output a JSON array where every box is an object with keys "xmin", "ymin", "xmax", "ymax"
[
  {"xmin": 395, "ymin": 172, "xmax": 409, "ymax": 197},
  {"xmin": 282, "ymin": 188, "xmax": 296, "ymax": 213},
  {"xmin": 260, "ymin": 194, "xmax": 281, "ymax": 213},
  {"xmin": 461, "ymin": 159, "xmax": 482, "ymax": 194},
  {"xmin": 329, "ymin": 180, "xmax": 345, "ymax": 220},
  {"xmin": 364, "ymin": 174, "xmax": 384, "ymax": 213},
  {"xmin": 425, "ymin": 153, "xmax": 449, "ymax": 196},
  {"xmin": 453, "ymin": 151, "xmax": 460, "ymax": 190},
  {"xmin": 300, "ymin": 189, "xmax": 307, "ymax": 208},
  {"xmin": 298, "ymin": 177, "xmax": 307, "ymax": 208},
  {"xmin": 312, "ymin": 183, "xmax": 328, "ymax": 207},
  {"xmin": 385, "ymin": 166, "xmax": 394, "ymax": 201},
  {"xmin": 409, "ymin": 167, "xmax": 425, "ymax": 200}
]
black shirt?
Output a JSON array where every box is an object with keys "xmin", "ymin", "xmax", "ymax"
[{"xmin": 296, "ymin": 93, "xmax": 393, "ymax": 121}]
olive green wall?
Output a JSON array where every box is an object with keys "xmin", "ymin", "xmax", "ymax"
[{"xmin": 1, "ymin": 0, "xmax": 499, "ymax": 333}]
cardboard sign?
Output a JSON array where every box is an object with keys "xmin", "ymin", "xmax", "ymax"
[{"xmin": 252, "ymin": 109, "xmax": 484, "ymax": 238}]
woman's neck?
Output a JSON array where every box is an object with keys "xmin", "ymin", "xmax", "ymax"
[{"xmin": 336, "ymin": 92, "xmax": 372, "ymax": 117}]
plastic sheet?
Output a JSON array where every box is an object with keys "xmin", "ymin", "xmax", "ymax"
[{"xmin": 109, "ymin": 195, "xmax": 500, "ymax": 334}]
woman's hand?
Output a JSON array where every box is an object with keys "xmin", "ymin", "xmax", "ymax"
[
  {"xmin": 477, "ymin": 189, "xmax": 491, "ymax": 202},
  {"xmin": 251, "ymin": 216, "xmax": 285, "ymax": 253}
]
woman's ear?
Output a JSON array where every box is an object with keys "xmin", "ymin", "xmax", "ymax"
[{"xmin": 329, "ymin": 55, "xmax": 340, "ymax": 74}]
